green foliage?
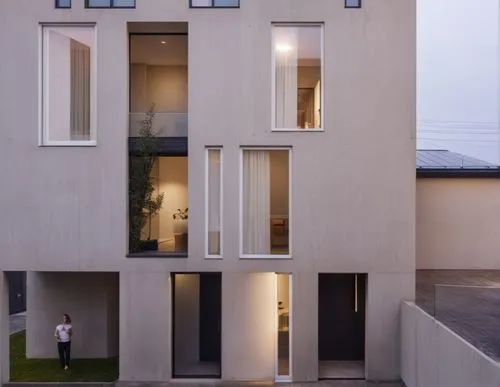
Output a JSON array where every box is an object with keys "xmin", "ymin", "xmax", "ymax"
[
  {"xmin": 129, "ymin": 106, "xmax": 164, "ymax": 252},
  {"xmin": 172, "ymin": 207, "xmax": 188, "ymax": 220}
]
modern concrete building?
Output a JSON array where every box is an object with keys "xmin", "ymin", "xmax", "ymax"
[{"xmin": 0, "ymin": 0, "xmax": 416, "ymax": 383}]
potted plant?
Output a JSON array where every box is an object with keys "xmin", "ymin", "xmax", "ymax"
[
  {"xmin": 173, "ymin": 208, "xmax": 188, "ymax": 251},
  {"xmin": 129, "ymin": 106, "xmax": 165, "ymax": 253}
]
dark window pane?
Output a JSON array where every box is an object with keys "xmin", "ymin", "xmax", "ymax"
[
  {"xmin": 114, "ymin": 0, "xmax": 135, "ymax": 7},
  {"xmin": 214, "ymin": 0, "xmax": 239, "ymax": 6},
  {"xmin": 345, "ymin": 0, "xmax": 361, "ymax": 8},
  {"xmin": 87, "ymin": 0, "xmax": 111, "ymax": 6},
  {"xmin": 56, "ymin": 0, "xmax": 71, "ymax": 8}
]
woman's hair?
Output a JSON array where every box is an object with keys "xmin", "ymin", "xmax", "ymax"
[{"xmin": 63, "ymin": 314, "xmax": 71, "ymax": 323}]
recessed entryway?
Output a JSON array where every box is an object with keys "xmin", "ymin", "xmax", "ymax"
[
  {"xmin": 318, "ymin": 273, "xmax": 367, "ymax": 379},
  {"xmin": 171, "ymin": 272, "xmax": 221, "ymax": 378}
]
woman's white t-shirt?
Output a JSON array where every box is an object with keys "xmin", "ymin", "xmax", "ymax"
[{"xmin": 55, "ymin": 324, "xmax": 72, "ymax": 342}]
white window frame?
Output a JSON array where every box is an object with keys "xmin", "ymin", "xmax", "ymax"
[
  {"xmin": 239, "ymin": 147, "xmax": 292, "ymax": 259},
  {"xmin": 271, "ymin": 23, "xmax": 325, "ymax": 132},
  {"xmin": 39, "ymin": 23, "xmax": 98, "ymax": 147},
  {"xmin": 205, "ymin": 147, "xmax": 224, "ymax": 259},
  {"xmin": 275, "ymin": 273, "xmax": 293, "ymax": 382}
]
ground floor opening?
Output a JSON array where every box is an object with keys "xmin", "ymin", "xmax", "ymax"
[
  {"xmin": 172, "ymin": 272, "xmax": 222, "ymax": 378},
  {"xmin": 2, "ymin": 271, "xmax": 119, "ymax": 383},
  {"xmin": 318, "ymin": 273, "xmax": 367, "ymax": 380}
]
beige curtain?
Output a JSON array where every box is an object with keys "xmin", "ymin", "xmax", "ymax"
[
  {"xmin": 275, "ymin": 28, "xmax": 298, "ymax": 129},
  {"xmin": 208, "ymin": 149, "xmax": 221, "ymax": 255},
  {"xmin": 70, "ymin": 39, "xmax": 91, "ymax": 140},
  {"xmin": 243, "ymin": 150, "xmax": 270, "ymax": 255}
]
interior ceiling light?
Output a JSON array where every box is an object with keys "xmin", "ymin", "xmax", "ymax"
[{"xmin": 276, "ymin": 43, "xmax": 292, "ymax": 52}]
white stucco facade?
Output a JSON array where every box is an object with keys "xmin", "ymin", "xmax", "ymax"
[{"xmin": 0, "ymin": 0, "xmax": 416, "ymax": 383}]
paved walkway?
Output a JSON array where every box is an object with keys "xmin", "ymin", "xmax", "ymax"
[
  {"xmin": 416, "ymin": 269, "xmax": 500, "ymax": 360},
  {"xmin": 9, "ymin": 311, "xmax": 26, "ymax": 334}
]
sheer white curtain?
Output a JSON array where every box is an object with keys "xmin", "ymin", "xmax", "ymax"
[
  {"xmin": 243, "ymin": 150, "xmax": 270, "ymax": 255},
  {"xmin": 275, "ymin": 27, "xmax": 298, "ymax": 129},
  {"xmin": 208, "ymin": 149, "xmax": 221, "ymax": 256},
  {"xmin": 70, "ymin": 39, "xmax": 91, "ymax": 140}
]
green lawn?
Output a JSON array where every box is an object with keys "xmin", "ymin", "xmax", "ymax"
[{"xmin": 10, "ymin": 330, "xmax": 118, "ymax": 382}]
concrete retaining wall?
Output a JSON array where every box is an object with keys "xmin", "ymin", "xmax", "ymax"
[{"xmin": 401, "ymin": 301, "xmax": 500, "ymax": 387}]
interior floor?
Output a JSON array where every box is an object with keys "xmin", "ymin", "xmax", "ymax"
[
  {"xmin": 174, "ymin": 361, "xmax": 220, "ymax": 377},
  {"xmin": 319, "ymin": 361, "xmax": 365, "ymax": 379}
]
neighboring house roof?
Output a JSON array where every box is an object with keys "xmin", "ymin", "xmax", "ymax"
[{"xmin": 417, "ymin": 150, "xmax": 500, "ymax": 178}]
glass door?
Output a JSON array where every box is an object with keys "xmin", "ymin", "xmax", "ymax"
[{"xmin": 276, "ymin": 273, "xmax": 292, "ymax": 381}]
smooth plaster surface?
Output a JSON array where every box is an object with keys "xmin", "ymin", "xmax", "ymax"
[{"xmin": 0, "ymin": 0, "xmax": 416, "ymax": 382}]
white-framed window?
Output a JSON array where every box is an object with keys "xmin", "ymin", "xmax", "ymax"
[
  {"xmin": 40, "ymin": 24, "xmax": 97, "ymax": 146},
  {"xmin": 240, "ymin": 148, "xmax": 291, "ymax": 258},
  {"xmin": 272, "ymin": 23, "xmax": 324, "ymax": 131},
  {"xmin": 206, "ymin": 147, "xmax": 223, "ymax": 258}
]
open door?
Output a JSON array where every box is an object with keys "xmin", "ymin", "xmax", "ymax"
[
  {"xmin": 318, "ymin": 273, "xmax": 366, "ymax": 379},
  {"xmin": 172, "ymin": 273, "xmax": 221, "ymax": 378}
]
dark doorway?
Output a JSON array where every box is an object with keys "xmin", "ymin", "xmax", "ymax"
[
  {"xmin": 318, "ymin": 273, "xmax": 366, "ymax": 379},
  {"xmin": 172, "ymin": 272, "xmax": 221, "ymax": 378},
  {"xmin": 199, "ymin": 273, "xmax": 221, "ymax": 362},
  {"xmin": 6, "ymin": 272, "xmax": 26, "ymax": 315}
]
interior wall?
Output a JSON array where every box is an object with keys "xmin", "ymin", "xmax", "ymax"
[
  {"xmin": 26, "ymin": 272, "xmax": 119, "ymax": 359},
  {"xmin": 158, "ymin": 157, "xmax": 188, "ymax": 241},
  {"xmin": 298, "ymin": 66, "xmax": 320, "ymax": 89},
  {"xmin": 277, "ymin": 273, "xmax": 289, "ymax": 310},
  {"xmin": 270, "ymin": 151, "xmax": 289, "ymax": 216},
  {"xmin": 130, "ymin": 64, "xmax": 188, "ymax": 112},
  {"xmin": 174, "ymin": 274, "xmax": 200, "ymax": 367},
  {"xmin": 417, "ymin": 179, "xmax": 500, "ymax": 269}
]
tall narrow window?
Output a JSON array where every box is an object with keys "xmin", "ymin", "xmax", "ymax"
[
  {"xmin": 277, "ymin": 273, "xmax": 292, "ymax": 380},
  {"xmin": 241, "ymin": 149, "xmax": 290, "ymax": 258},
  {"xmin": 273, "ymin": 24, "xmax": 323, "ymax": 131},
  {"xmin": 41, "ymin": 25, "xmax": 96, "ymax": 145},
  {"xmin": 206, "ymin": 148, "xmax": 222, "ymax": 257}
]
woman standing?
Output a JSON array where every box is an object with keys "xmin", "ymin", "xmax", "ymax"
[{"xmin": 54, "ymin": 314, "xmax": 73, "ymax": 370}]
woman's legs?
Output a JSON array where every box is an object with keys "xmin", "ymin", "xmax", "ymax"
[
  {"xmin": 57, "ymin": 342, "xmax": 65, "ymax": 368},
  {"xmin": 62, "ymin": 342, "xmax": 71, "ymax": 368}
]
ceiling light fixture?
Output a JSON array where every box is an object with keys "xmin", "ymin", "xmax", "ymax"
[
  {"xmin": 276, "ymin": 43, "xmax": 292, "ymax": 52},
  {"xmin": 161, "ymin": 41, "xmax": 167, "ymax": 44}
]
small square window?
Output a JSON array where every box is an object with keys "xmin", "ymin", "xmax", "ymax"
[
  {"xmin": 345, "ymin": 0, "xmax": 361, "ymax": 8},
  {"xmin": 190, "ymin": 0, "xmax": 239, "ymax": 8},
  {"xmin": 86, "ymin": 0, "xmax": 135, "ymax": 8},
  {"xmin": 56, "ymin": 0, "xmax": 71, "ymax": 8}
]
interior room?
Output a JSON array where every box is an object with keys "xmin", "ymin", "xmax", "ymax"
[
  {"xmin": 242, "ymin": 149, "xmax": 290, "ymax": 256},
  {"xmin": 129, "ymin": 28, "xmax": 188, "ymax": 137},
  {"xmin": 274, "ymin": 24, "xmax": 322, "ymax": 130},
  {"xmin": 140, "ymin": 156, "xmax": 188, "ymax": 254},
  {"xmin": 277, "ymin": 273, "xmax": 291, "ymax": 380},
  {"xmin": 172, "ymin": 273, "xmax": 221, "ymax": 378},
  {"xmin": 318, "ymin": 273, "xmax": 367, "ymax": 380}
]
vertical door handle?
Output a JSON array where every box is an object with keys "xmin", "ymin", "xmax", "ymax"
[{"xmin": 354, "ymin": 274, "xmax": 358, "ymax": 313}]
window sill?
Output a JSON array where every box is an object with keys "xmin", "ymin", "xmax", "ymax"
[
  {"xmin": 40, "ymin": 141, "xmax": 97, "ymax": 147},
  {"xmin": 240, "ymin": 255, "xmax": 292, "ymax": 260},
  {"xmin": 127, "ymin": 252, "xmax": 188, "ymax": 258},
  {"xmin": 272, "ymin": 128, "xmax": 324, "ymax": 132},
  {"xmin": 206, "ymin": 255, "xmax": 223, "ymax": 260}
]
